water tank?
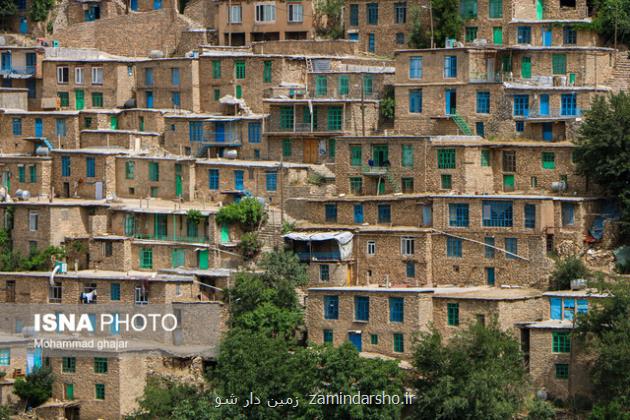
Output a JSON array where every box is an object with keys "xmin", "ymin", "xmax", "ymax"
[
  {"xmin": 551, "ymin": 181, "xmax": 567, "ymax": 192},
  {"xmin": 0, "ymin": 36, "xmax": 6, "ymax": 46},
  {"xmin": 35, "ymin": 146, "xmax": 50, "ymax": 156},
  {"xmin": 223, "ymin": 150, "xmax": 238, "ymax": 159},
  {"xmin": 149, "ymin": 50, "xmax": 165, "ymax": 58},
  {"xmin": 571, "ymin": 278, "xmax": 588, "ymax": 290},
  {"xmin": 14, "ymin": 189, "xmax": 31, "ymax": 200}
]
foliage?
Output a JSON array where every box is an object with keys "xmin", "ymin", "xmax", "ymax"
[
  {"xmin": 0, "ymin": 0, "xmax": 17, "ymax": 18},
  {"xmin": 380, "ymin": 97, "xmax": 395, "ymax": 121},
  {"xmin": 232, "ymin": 301, "xmax": 303, "ymax": 338},
  {"xmin": 575, "ymin": 92, "xmax": 630, "ymax": 238},
  {"xmin": 258, "ymin": 249, "xmax": 309, "ymax": 288},
  {"xmin": 29, "ymin": 0, "xmax": 55, "ymax": 22},
  {"xmin": 589, "ymin": 0, "xmax": 630, "ymax": 46},
  {"xmin": 0, "ymin": 406, "xmax": 11, "ymax": 420},
  {"xmin": 186, "ymin": 209, "xmax": 203, "ymax": 225},
  {"xmin": 238, "ymin": 232, "xmax": 262, "ymax": 260},
  {"xmin": 307, "ymin": 172, "xmax": 324, "ymax": 186},
  {"xmin": 575, "ymin": 280, "xmax": 630, "ymax": 416},
  {"xmin": 19, "ymin": 245, "xmax": 66, "ymax": 271},
  {"xmin": 411, "ymin": 322, "xmax": 529, "ymax": 420},
  {"xmin": 313, "ymin": 0, "xmax": 344, "ymax": 39},
  {"xmin": 215, "ymin": 198, "xmax": 265, "ymax": 232},
  {"xmin": 432, "ymin": 0, "xmax": 463, "ymax": 47},
  {"xmin": 408, "ymin": 5, "xmax": 432, "ymax": 48},
  {"xmin": 281, "ymin": 220, "xmax": 295, "ymax": 234},
  {"xmin": 527, "ymin": 398, "xmax": 556, "ymax": 420},
  {"xmin": 13, "ymin": 367, "xmax": 54, "ymax": 408},
  {"xmin": 549, "ymin": 255, "xmax": 590, "ymax": 290}
]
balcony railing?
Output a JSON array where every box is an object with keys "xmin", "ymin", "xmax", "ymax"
[
  {"xmin": 519, "ymin": 108, "xmax": 583, "ymax": 119},
  {"xmin": 0, "ymin": 65, "xmax": 35, "ymax": 76},
  {"xmin": 296, "ymin": 251, "xmax": 342, "ymax": 261},
  {"xmin": 267, "ymin": 119, "xmax": 344, "ymax": 133},
  {"xmin": 469, "ymin": 72, "xmax": 502, "ymax": 83},
  {"xmin": 133, "ymin": 233, "xmax": 209, "ymax": 243},
  {"xmin": 190, "ymin": 130, "xmax": 241, "ymax": 145}
]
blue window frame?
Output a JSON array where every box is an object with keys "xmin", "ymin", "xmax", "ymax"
[
  {"xmin": 485, "ymin": 237, "xmax": 495, "ymax": 258},
  {"xmin": 447, "ymin": 237, "xmax": 463, "ymax": 257},
  {"xmin": 266, "ymin": 172, "xmax": 277, "ymax": 192},
  {"xmin": 406, "ymin": 261, "xmax": 415, "ymax": 277},
  {"xmin": 563, "ymin": 26, "xmax": 577, "ymax": 45},
  {"xmin": 476, "ymin": 121, "xmax": 485, "ymax": 137},
  {"xmin": 61, "ymin": 156, "xmax": 71, "ymax": 177},
  {"xmin": 409, "ymin": 57, "xmax": 423, "ymax": 79},
  {"xmin": 12, "ymin": 118, "xmax": 22, "ymax": 135},
  {"xmin": 482, "ymin": 201, "xmax": 513, "ymax": 227},
  {"xmin": 86, "ymin": 157, "xmax": 96, "ymax": 177},
  {"xmin": 517, "ymin": 26, "xmax": 531, "ymax": 44},
  {"xmin": 505, "ymin": 238, "xmax": 518, "ymax": 259},
  {"xmin": 513, "ymin": 95, "xmax": 529, "ymax": 116},
  {"xmin": 476, "ymin": 91, "xmax": 490, "ymax": 113},
  {"xmin": 349, "ymin": 4, "xmax": 359, "ymax": 26},
  {"xmin": 444, "ymin": 56, "xmax": 457, "ymax": 78},
  {"xmin": 577, "ymin": 299, "xmax": 588, "ymax": 314},
  {"xmin": 56, "ymin": 119, "xmax": 67, "ymax": 137},
  {"xmin": 368, "ymin": 33, "xmax": 375, "ymax": 52},
  {"xmin": 355, "ymin": 296, "xmax": 369, "ymax": 321},
  {"xmin": 145, "ymin": 68, "xmax": 154, "ymax": 86},
  {"xmin": 515, "ymin": 120, "xmax": 525, "ymax": 132},
  {"xmin": 349, "ymin": 33, "xmax": 359, "ymax": 41},
  {"xmin": 550, "ymin": 297, "xmax": 562, "ymax": 320},
  {"xmin": 561, "ymin": 203, "xmax": 575, "ymax": 226},
  {"xmin": 325, "ymin": 203, "xmax": 337, "ymax": 222},
  {"xmin": 189, "ymin": 121, "xmax": 203, "ymax": 142},
  {"xmin": 486, "ymin": 267, "xmax": 496, "ymax": 286},
  {"xmin": 208, "ymin": 169, "xmax": 219, "ymax": 190},
  {"xmin": 171, "ymin": 68, "xmax": 180, "ymax": 85},
  {"xmin": 524, "ymin": 204, "xmax": 536, "ymax": 228},
  {"xmin": 409, "ymin": 89, "xmax": 422, "ymax": 113},
  {"xmin": 171, "ymin": 92, "xmax": 181, "ymax": 108},
  {"xmin": 323, "ymin": 329, "xmax": 333, "ymax": 343},
  {"xmin": 324, "ymin": 296, "xmax": 339, "ymax": 319},
  {"xmin": 110, "ymin": 283, "xmax": 120, "ymax": 301},
  {"xmin": 448, "ymin": 203, "xmax": 469, "ymax": 227},
  {"xmin": 389, "ymin": 298, "xmax": 404, "ymax": 322},
  {"xmin": 367, "ymin": 3, "xmax": 378, "ymax": 24},
  {"xmin": 377, "ymin": 204, "xmax": 391, "ymax": 223},
  {"xmin": 561, "ymin": 93, "xmax": 577, "ymax": 116},
  {"xmin": 353, "ymin": 204, "xmax": 364, "ymax": 223},
  {"xmin": 320, "ymin": 264, "xmax": 330, "ymax": 281},
  {"xmin": 564, "ymin": 298, "xmax": 575, "ymax": 321},
  {"xmin": 234, "ymin": 170, "xmax": 244, "ymax": 191},
  {"xmin": 248, "ymin": 122, "xmax": 261, "ymax": 143}
]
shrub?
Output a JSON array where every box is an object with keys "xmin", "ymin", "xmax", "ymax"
[
  {"xmin": 239, "ymin": 232, "xmax": 262, "ymax": 260},
  {"xmin": 216, "ymin": 198, "xmax": 265, "ymax": 232},
  {"xmin": 527, "ymin": 399, "xmax": 556, "ymax": 420},
  {"xmin": 549, "ymin": 255, "xmax": 590, "ymax": 290},
  {"xmin": 13, "ymin": 367, "xmax": 54, "ymax": 408}
]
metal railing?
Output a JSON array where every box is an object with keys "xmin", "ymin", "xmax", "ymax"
[
  {"xmin": 469, "ymin": 72, "xmax": 502, "ymax": 83},
  {"xmin": 267, "ymin": 119, "xmax": 343, "ymax": 133},
  {"xmin": 523, "ymin": 108, "xmax": 583, "ymax": 119},
  {"xmin": 296, "ymin": 251, "xmax": 341, "ymax": 261},
  {"xmin": 133, "ymin": 233, "xmax": 209, "ymax": 243},
  {"xmin": 0, "ymin": 65, "xmax": 35, "ymax": 75}
]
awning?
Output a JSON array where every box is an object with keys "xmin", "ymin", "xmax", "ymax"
[{"xmin": 283, "ymin": 231, "xmax": 353, "ymax": 245}]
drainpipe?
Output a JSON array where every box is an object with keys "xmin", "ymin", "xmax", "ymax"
[{"xmin": 49, "ymin": 263, "xmax": 61, "ymax": 286}]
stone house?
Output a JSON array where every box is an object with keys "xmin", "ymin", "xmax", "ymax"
[
  {"xmin": 52, "ymin": 149, "xmax": 124, "ymax": 199},
  {"xmin": 0, "ymin": 46, "xmax": 45, "ymax": 110},
  {"xmin": 0, "ymin": 109, "xmax": 81, "ymax": 153},
  {"xmin": 135, "ymin": 57, "xmax": 200, "ymax": 112},
  {"xmin": 0, "ymin": 154, "xmax": 52, "ymax": 198}
]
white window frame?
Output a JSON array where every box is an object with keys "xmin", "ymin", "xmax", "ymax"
[
  {"xmin": 367, "ymin": 240, "xmax": 376, "ymax": 256},
  {"xmin": 229, "ymin": 4, "xmax": 242, "ymax": 23},
  {"xmin": 287, "ymin": 3, "xmax": 304, "ymax": 23},
  {"xmin": 56, "ymin": 66, "xmax": 69, "ymax": 84},
  {"xmin": 91, "ymin": 67, "xmax": 103, "ymax": 85},
  {"xmin": 255, "ymin": 2, "xmax": 276, "ymax": 23},
  {"xmin": 28, "ymin": 211, "xmax": 38, "ymax": 231},
  {"xmin": 400, "ymin": 237, "xmax": 415, "ymax": 256},
  {"xmin": 75, "ymin": 67, "xmax": 84, "ymax": 84}
]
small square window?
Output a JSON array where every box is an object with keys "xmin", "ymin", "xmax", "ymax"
[
  {"xmin": 370, "ymin": 334, "xmax": 378, "ymax": 345},
  {"xmin": 555, "ymin": 363, "xmax": 569, "ymax": 379}
]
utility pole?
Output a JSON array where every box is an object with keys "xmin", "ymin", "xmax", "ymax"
[{"xmin": 429, "ymin": 0, "xmax": 434, "ymax": 49}]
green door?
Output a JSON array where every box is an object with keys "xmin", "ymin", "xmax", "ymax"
[
  {"xmin": 175, "ymin": 164, "xmax": 183, "ymax": 197},
  {"xmin": 171, "ymin": 248, "xmax": 185, "ymax": 268},
  {"xmin": 521, "ymin": 57, "xmax": 532, "ymax": 79},
  {"xmin": 536, "ymin": 0, "xmax": 543, "ymax": 19},
  {"xmin": 503, "ymin": 174, "xmax": 515, "ymax": 191},
  {"xmin": 110, "ymin": 116, "xmax": 118, "ymax": 129},
  {"xmin": 493, "ymin": 27, "xmax": 503, "ymax": 45},
  {"xmin": 65, "ymin": 383, "xmax": 74, "ymax": 400},
  {"xmin": 378, "ymin": 180, "xmax": 385, "ymax": 195},
  {"xmin": 75, "ymin": 90, "xmax": 84, "ymax": 110},
  {"xmin": 220, "ymin": 224, "xmax": 230, "ymax": 243},
  {"xmin": 372, "ymin": 145, "xmax": 388, "ymax": 166},
  {"xmin": 569, "ymin": 73, "xmax": 576, "ymax": 85},
  {"xmin": 154, "ymin": 214, "xmax": 167, "ymax": 239},
  {"xmin": 198, "ymin": 249, "xmax": 209, "ymax": 269}
]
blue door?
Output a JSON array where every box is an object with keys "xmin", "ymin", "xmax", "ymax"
[
  {"xmin": 130, "ymin": 0, "xmax": 138, "ymax": 10},
  {"xmin": 353, "ymin": 204, "xmax": 364, "ymax": 223},
  {"xmin": 19, "ymin": 18, "xmax": 27, "ymax": 34},
  {"xmin": 234, "ymin": 170, "xmax": 244, "ymax": 191},
  {"xmin": 146, "ymin": 92, "xmax": 153, "ymax": 108},
  {"xmin": 445, "ymin": 89, "xmax": 456, "ymax": 114},
  {"xmin": 542, "ymin": 27, "xmax": 552, "ymax": 46},
  {"xmin": 215, "ymin": 122, "xmax": 225, "ymax": 142},
  {"xmin": 486, "ymin": 267, "xmax": 495, "ymax": 286},
  {"xmin": 35, "ymin": 118, "xmax": 43, "ymax": 137},
  {"xmin": 542, "ymin": 122, "xmax": 553, "ymax": 141},
  {"xmin": 348, "ymin": 332, "xmax": 362, "ymax": 351},
  {"xmin": 1, "ymin": 52, "xmax": 10, "ymax": 71},
  {"xmin": 26, "ymin": 348, "xmax": 42, "ymax": 374},
  {"xmin": 153, "ymin": 0, "xmax": 162, "ymax": 9},
  {"xmin": 539, "ymin": 94, "xmax": 549, "ymax": 116}
]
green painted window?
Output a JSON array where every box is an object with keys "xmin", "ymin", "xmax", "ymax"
[
  {"xmin": 91, "ymin": 92, "xmax": 103, "ymax": 107},
  {"xmin": 437, "ymin": 148, "xmax": 456, "ymax": 169},
  {"xmin": 29, "ymin": 165, "xmax": 36, "ymax": 182},
  {"xmin": 18, "ymin": 166, "xmax": 25, "ymax": 182},
  {"xmin": 0, "ymin": 349, "xmax": 10, "ymax": 366},
  {"xmin": 65, "ymin": 383, "xmax": 74, "ymax": 400},
  {"xmin": 234, "ymin": 60, "xmax": 245, "ymax": 79},
  {"xmin": 279, "ymin": 106, "xmax": 294, "ymax": 129},
  {"xmin": 489, "ymin": 0, "xmax": 502, "ymax": 18},
  {"xmin": 447, "ymin": 303, "xmax": 459, "ymax": 325},
  {"xmin": 213, "ymin": 88, "xmax": 221, "ymax": 101},
  {"xmin": 125, "ymin": 161, "xmax": 135, "ymax": 179},
  {"xmin": 84, "ymin": 117, "xmax": 92, "ymax": 128},
  {"xmin": 552, "ymin": 332, "xmax": 571, "ymax": 353},
  {"xmin": 493, "ymin": 27, "xmax": 503, "ymax": 45},
  {"xmin": 555, "ymin": 363, "xmax": 569, "ymax": 379},
  {"xmin": 327, "ymin": 106, "xmax": 343, "ymax": 130},
  {"xmin": 552, "ymin": 54, "xmax": 566, "ymax": 74},
  {"xmin": 328, "ymin": 138, "xmax": 336, "ymax": 159},
  {"xmin": 111, "ymin": 283, "xmax": 121, "ymax": 300},
  {"xmin": 371, "ymin": 334, "xmax": 378, "ymax": 345},
  {"xmin": 62, "ymin": 357, "xmax": 76, "ymax": 373},
  {"xmin": 542, "ymin": 152, "xmax": 555, "ymax": 169},
  {"xmin": 393, "ymin": 333, "xmax": 404, "ymax": 352},
  {"xmin": 212, "ymin": 60, "xmax": 221, "ymax": 79},
  {"xmin": 263, "ymin": 61, "xmax": 272, "ymax": 83},
  {"xmin": 95, "ymin": 383, "xmax": 105, "ymax": 400},
  {"xmin": 350, "ymin": 145, "xmax": 362, "ymax": 166},
  {"xmin": 148, "ymin": 162, "xmax": 159, "ymax": 181},
  {"xmin": 323, "ymin": 329, "xmax": 333, "ymax": 343},
  {"xmin": 460, "ymin": 0, "xmax": 477, "ymax": 18},
  {"xmin": 94, "ymin": 357, "xmax": 108, "ymax": 373},
  {"xmin": 481, "ymin": 149, "xmax": 491, "ymax": 166},
  {"xmin": 235, "ymin": 84, "xmax": 242, "ymax": 99},
  {"xmin": 441, "ymin": 174, "xmax": 452, "ymax": 189},
  {"xmin": 402, "ymin": 144, "xmax": 413, "ymax": 167},
  {"xmin": 124, "ymin": 215, "xmax": 135, "ymax": 236},
  {"xmin": 521, "ymin": 56, "xmax": 531, "ymax": 79},
  {"xmin": 110, "ymin": 116, "xmax": 118, "ymax": 129},
  {"xmin": 140, "ymin": 248, "xmax": 153, "ymax": 269},
  {"xmin": 315, "ymin": 76, "xmax": 328, "ymax": 96},
  {"xmin": 171, "ymin": 248, "xmax": 185, "ymax": 268},
  {"xmin": 503, "ymin": 174, "xmax": 515, "ymax": 190},
  {"xmin": 282, "ymin": 139, "xmax": 292, "ymax": 157},
  {"xmin": 350, "ymin": 177, "xmax": 362, "ymax": 194},
  {"xmin": 338, "ymin": 75, "xmax": 349, "ymax": 95},
  {"xmin": 58, "ymin": 92, "xmax": 69, "ymax": 107},
  {"xmin": 465, "ymin": 26, "xmax": 478, "ymax": 42},
  {"xmin": 363, "ymin": 75, "xmax": 373, "ymax": 95}
]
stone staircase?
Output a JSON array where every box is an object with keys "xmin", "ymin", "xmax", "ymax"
[{"xmin": 611, "ymin": 50, "xmax": 630, "ymax": 92}]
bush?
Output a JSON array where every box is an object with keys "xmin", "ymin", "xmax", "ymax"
[
  {"xmin": 0, "ymin": 405, "xmax": 11, "ymax": 420},
  {"xmin": 186, "ymin": 209, "xmax": 203, "ymax": 226},
  {"xmin": 14, "ymin": 367, "xmax": 54, "ymax": 408},
  {"xmin": 527, "ymin": 399, "xmax": 556, "ymax": 420},
  {"xmin": 215, "ymin": 198, "xmax": 265, "ymax": 232},
  {"xmin": 549, "ymin": 255, "xmax": 590, "ymax": 290},
  {"xmin": 380, "ymin": 97, "xmax": 395, "ymax": 121},
  {"xmin": 238, "ymin": 232, "xmax": 262, "ymax": 260},
  {"xmin": 29, "ymin": 0, "xmax": 54, "ymax": 22}
]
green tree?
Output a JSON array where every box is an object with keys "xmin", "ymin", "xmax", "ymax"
[
  {"xmin": 411, "ymin": 322, "xmax": 529, "ymax": 419},
  {"xmin": 527, "ymin": 398, "xmax": 556, "ymax": 420},
  {"xmin": 216, "ymin": 197, "xmax": 265, "ymax": 232},
  {"xmin": 29, "ymin": 0, "xmax": 54, "ymax": 22},
  {"xmin": 549, "ymin": 255, "xmax": 590, "ymax": 290},
  {"xmin": 0, "ymin": 0, "xmax": 17, "ymax": 29},
  {"xmin": 432, "ymin": 0, "xmax": 463, "ymax": 47},
  {"xmin": 574, "ymin": 92, "xmax": 630, "ymax": 238},
  {"xmin": 313, "ymin": 0, "xmax": 344, "ymax": 40},
  {"xmin": 408, "ymin": 5, "xmax": 432, "ymax": 48},
  {"xmin": 590, "ymin": 0, "xmax": 630, "ymax": 46},
  {"xmin": 575, "ymin": 280, "xmax": 630, "ymax": 416},
  {"xmin": 13, "ymin": 367, "xmax": 54, "ymax": 409}
]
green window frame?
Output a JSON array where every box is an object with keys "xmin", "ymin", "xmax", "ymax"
[
  {"xmin": 552, "ymin": 54, "xmax": 567, "ymax": 75},
  {"xmin": 124, "ymin": 215, "xmax": 135, "ymax": 236},
  {"xmin": 29, "ymin": 165, "xmax": 37, "ymax": 182},
  {"xmin": 95, "ymin": 383, "xmax": 105, "ymax": 400},
  {"xmin": 447, "ymin": 303, "xmax": 459, "ymax": 325},
  {"xmin": 437, "ymin": 148, "xmax": 456, "ymax": 169},
  {"xmin": 552, "ymin": 332, "xmax": 571, "ymax": 353},
  {"xmin": 0, "ymin": 349, "xmax": 10, "ymax": 366},
  {"xmin": 212, "ymin": 60, "xmax": 221, "ymax": 79},
  {"xmin": 465, "ymin": 26, "xmax": 478, "ymax": 42},
  {"xmin": 363, "ymin": 75, "xmax": 373, "ymax": 95},
  {"xmin": 57, "ymin": 92, "xmax": 69, "ymax": 107},
  {"xmin": 148, "ymin": 162, "xmax": 159, "ymax": 181},
  {"xmin": 542, "ymin": 152, "xmax": 555, "ymax": 169},
  {"xmin": 140, "ymin": 248, "xmax": 153, "ymax": 269},
  {"xmin": 234, "ymin": 60, "xmax": 245, "ymax": 79},
  {"xmin": 315, "ymin": 76, "xmax": 328, "ymax": 96},
  {"xmin": 213, "ymin": 88, "xmax": 221, "ymax": 101},
  {"xmin": 489, "ymin": 0, "xmax": 502, "ymax": 18},
  {"xmin": 125, "ymin": 161, "xmax": 135, "ymax": 179},
  {"xmin": 263, "ymin": 60, "xmax": 272, "ymax": 83},
  {"xmin": 328, "ymin": 138, "xmax": 336, "ymax": 159},
  {"xmin": 350, "ymin": 177, "xmax": 362, "ymax": 194},
  {"xmin": 370, "ymin": 334, "xmax": 378, "ymax": 345},
  {"xmin": 91, "ymin": 92, "xmax": 103, "ymax": 107},
  {"xmin": 282, "ymin": 139, "xmax": 292, "ymax": 157},
  {"xmin": 393, "ymin": 333, "xmax": 404, "ymax": 352},
  {"xmin": 18, "ymin": 166, "xmax": 25, "ymax": 182},
  {"xmin": 323, "ymin": 329, "xmax": 333, "ymax": 343},
  {"xmin": 279, "ymin": 106, "xmax": 294, "ymax": 129},
  {"xmin": 62, "ymin": 357, "xmax": 76, "ymax": 373},
  {"xmin": 350, "ymin": 145, "xmax": 362, "ymax": 166},
  {"xmin": 338, "ymin": 75, "xmax": 349, "ymax": 95},
  {"xmin": 111, "ymin": 283, "xmax": 121, "ymax": 300},
  {"xmin": 441, "ymin": 174, "xmax": 452, "ymax": 189},
  {"xmin": 481, "ymin": 149, "xmax": 491, "ymax": 166},
  {"xmin": 555, "ymin": 363, "xmax": 569, "ymax": 379},
  {"xmin": 94, "ymin": 357, "xmax": 108, "ymax": 373},
  {"xmin": 402, "ymin": 144, "xmax": 413, "ymax": 167},
  {"xmin": 171, "ymin": 248, "xmax": 185, "ymax": 268},
  {"xmin": 327, "ymin": 106, "xmax": 343, "ymax": 130}
]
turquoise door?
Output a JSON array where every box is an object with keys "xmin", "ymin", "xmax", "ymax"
[
  {"xmin": 153, "ymin": 0, "xmax": 162, "ymax": 9},
  {"xmin": 539, "ymin": 94, "xmax": 549, "ymax": 116},
  {"xmin": 486, "ymin": 267, "xmax": 496, "ymax": 286},
  {"xmin": 353, "ymin": 204, "xmax": 364, "ymax": 223},
  {"xmin": 198, "ymin": 249, "xmax": 209, "ymax": 269},
  {"xmin": 542, "ymin": 27, "xmax": 552, "ymax": 46},
  {"xmin": 234, "ymin": 170, "xmax": 244, "ymax": 191},
  {"xmin": 445, "ymin": 89, "xmax": 456, "ymax": 114},
  {"xmin": 19, "ymin": 18, "xmax": 27, "ymax": 34},
  {"xmin": 130, "ymin": 0, "xmax": 137, "ymax": 9},
  {"xmin": 220, "ymin": 224, "xmax": 229, "ymax": 243},
  {"xmin": 1, "ymin": 52, "xmax": 10, "ymax": 71},
  {"xmin": 35, "ymin": 118, "xmax": 43, "ymax": 137},
  {"xmin": 348, "ymin": 332, "xmax": 362, "ymax": 351},
  {"xmin": 542, "ymin": 122, "xmax": 553, "ymax": 141}
]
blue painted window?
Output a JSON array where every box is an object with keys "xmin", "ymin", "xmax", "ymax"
[
  {"xmin": 515, "ymin": 121, "xmax": 525, "ymax": 132},
  {"xmin": 524, "ymin": 204, "xmax": 536, "ymax": 228},
  {"xmin": 484, "ymin": 237, "xmax": 495, "ymax": 258},
  {"xmin": 389, "ymin": 297, "xmax": 404, "ymax": 322},
  {"xmin": 577, "ymin": 299, "xmax": 588, "ymax": 314},
  {"xmin": 146, "ymin": 91, "xmax": 153, "ymax": 108},
  {"xmin": 564, "ymin": 298, "xmax": 575, "ymax": 321},
  {"xmin": 145, "ymin": 68, "xmax": 154, "ymax": 85},
  {"xmin": 355, "ymin": 296, "xmax": 369, "ymax": 321},
  {"xmin": 409, "ymin": 89, "xmax": 422, "ymax": 113},
  {"xmin": 448, "ymin": 203, "xmax": 469, "ymax": 227},
  {"xmin": 171, "ymin": 68, "xmax": 180, "ymax": 85},
  {"xmin": 320, "ymin": 264, "xmax": 330, "ymax": 281},
  {"xmin": 171, "ymin": 92, "xmax": 181, "ymax": 108},
  {"xmin": 444, "ymin": 56, "xmax": 457, "ymax": 78},
  {"xmin": 513, "ymin": 95, "xmax": 529, "ymax": 116},
  {"xmin": 189, "ymin": 121, "xmax": 203, "ymax": 142},
  {"xmin": 349, "ymin": 4, "xmax": 359, "ymax": 25},
  {"xmin": 486, "ymin": 267, "xmax": 495, "ymax": 286},
  {"xmin": 368, "ymin": 33, "xmax": 375, "ymax": 52},
  {"xmin": 234, "ymin": 170, "xmax": 244, "ymax": 191},
  {"xmin": 561, "ymin": 203, "xmax": 575, "ymax": 226},
  {"xmin": 447, "ymin": 237, "xmax": 463, "ymax": 257},
  {"xmin": 0, "ymin": 349, "xmax": 10, "ymax": 366},
  {"xmin": 563, "ymin": 26, "xmax": 577, "ymax": 44},
  {"xmin": 86, "ymin": 157, "xmax": 96, "ymax": 177},
  {"xmin": 353, "ymin": 204, "xmax": 364, "ymax": 223},
  {"xmin": 12, "ymin": 118, "xmax": 22, "ymax": 135},
  {"xmin": 476, "ymin": 91, "xmax": 490, "ymax": 113},
  {"xmin": 110, "ymin": 283, "xmax": 120, "ymax": 301},
  {"xmin": 248, "ymin": 122, "xmax": 261, "ymax": 143},
  {"xmin": 377, "ymin": 204, "xmax": 391, "ymax": 223},
  {"xmin": 349, "ymin": 33, "xmax": 359, "ymax": 41},
  {"xmin": 482, "ymin": 201, "xmax": 513, "ymax": 227},
  {"xmin": 561, "ymin": 93, "xmax": 577, "ymax": 116},
  {"xmin": 406, "ymin": 261, "xmax": 415, "ymax": 277},
  {"xmin": 505, "ymin": 238, "xmax": 518, "ymax": 259},
  {"xmin": 266, "ymin": 172, "xmax": 277, "ymax": 192},
  {"xmin": 56, "ymin": 119, "xmax": 67, "ymax": 137},
  {"xmin": 476, "ymin": 122, "xmax": 485, "ymax": 137},
  {"xmin": 325, "ymin": 203, "xmax": 337, "ymax": 222},
  {"xmin": 324, "ymin": 296, "xmax": 339, "ymax": 319},
  {"xmin": 517, "ymin": 26, "xmax": 531, "ymax": 44},
  {"xmin": 550, "ymin": 297, "xmax": 562, "ymax": 320},
  {"xmin": 323, "ymin": 329, "xmax": 333, "ymax": 343},
  {"xmin": 208, "ymin": 169, "xmax": 219, "ymax": 190},
  {"xmin": 409, "ymin": 57, "xmax": 423, "ymax": 79},
  {"xmin": 367, "ymin": 3, "xmax": 378, "ymax": 24},
  {"xmin": 61, "ymin": 156, "xmax": 71, "ymax": 177}
]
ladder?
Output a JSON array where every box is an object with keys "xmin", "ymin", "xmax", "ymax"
[{"xmin": 451, "ymin": 113, "xmax": 473, "ymax": 135}]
